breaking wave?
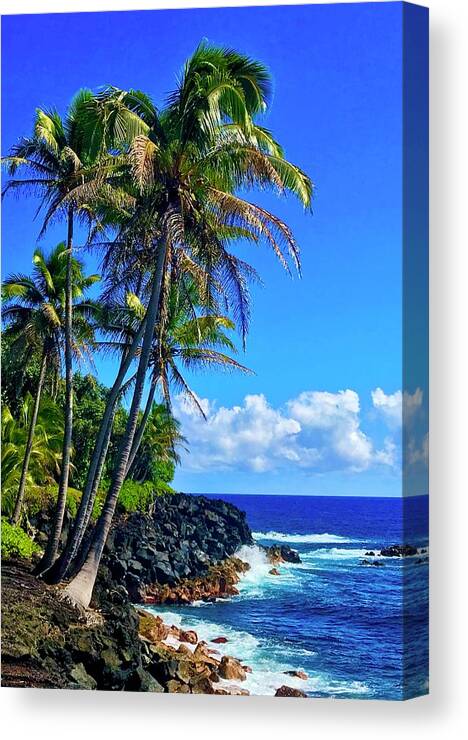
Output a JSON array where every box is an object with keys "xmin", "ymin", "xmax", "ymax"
[{"xmin": 252, "ymin": 531, "xmax": 355, "ymax": 544}]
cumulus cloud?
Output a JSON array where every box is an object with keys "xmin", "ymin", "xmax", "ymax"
[
  {"xmin": 371, "ymin": 388, "xmax": 402, "ymax": 425},
  {"xmin": 174, "ymin": 388, "xmax": 399, "ymax": 475},
  {"xmin": 371, "ymin": 386, "xmax": 424, "ymax": 427}
]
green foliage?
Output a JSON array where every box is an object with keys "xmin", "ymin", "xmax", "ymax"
[
  {"xmin": 1, "ymin": 46, "xmax": 312, "ymax": 582},
  {"xmin": 2, "ymin": 484, "xmax": 83, "ymax": 521},
  {"xmin": 117, "ymin": 480, "xmax": 156, "ymax": 514},
  {"xmin": 1, "ymin": 399, "xmax": 64, "ymax": 518},
  {"xmin": 129, "ymin": 403, "xmax": 185, "ymax": 486},
  {"xmin": 1, "ymin": 518, "xmax": 41, "ymax": 560},
  {"xmin": 1, "ymin": 333, "xmax": 46, "ymax": 416},
  {"xmin": 2, "ymin": 242, "xmax": 100, "ymax": 388},
  {"xmin": 72, "ymin": 374, "xmax": 107, "ymax": 489},
  {"xmin": 71, "ymin": 373, "xmax": 130, "ymax": 488}
]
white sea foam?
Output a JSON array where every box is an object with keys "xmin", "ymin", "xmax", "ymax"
[
  {"xmin": 146, "ymin": 606, "xmax": 369, "ymax": 697},
  {"xmin": 233, "ymin": 544, "xmax": 290, "ymax": 596},
  {"xmin": 304, "ymin": 547, "xmax": 369, "ymax": 561},
  {"xmin": 252, "ymin": 531, "xmax": 355, "ymax": 544}
]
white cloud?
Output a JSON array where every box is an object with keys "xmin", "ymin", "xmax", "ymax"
[
  {"xmin": 371, "ymin": 387, "xmax": 424, "ymax": 427},
  {"xmin": 371, "ymin": 388, "xmax": 402, "ymax": 425},
  {"xmin": 175, "ymin": 388, "xmax": 398, "ymax": 476},
  {"xmin": 287, "ymin": 390, "xmax": 373, "ymax": 471}
]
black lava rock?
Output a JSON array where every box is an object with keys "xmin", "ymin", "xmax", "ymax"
[{"xmin": 99, "ymin": 493, "xmax": 254, "ymax": 599}]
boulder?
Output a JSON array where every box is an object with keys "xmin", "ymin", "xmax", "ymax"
[
  {"xmin": 138, "ymin": 611, "xmax": 169, "ymax": 643},
  {"xmin": 211, "ymin": 636, "xmax": 228, "ymax": 644},
  {"xmin": 379, "ymin": 544, "xmax": 418, "ymax": 557},
  {"xmin": 69, "ymin": 663, "xmax": 97, "ymax": 690},
  {"xmin": 284, "ymin": 670, "xmax": 308, "ymax": 680},
  {"xmin": 275, "ymin": 685, "xmax": 307, "ymax": 698},
  {"xmin": 191, "ymin": 676, "xmax": 216, "ymax": 694},
  {"xmin": 218, "ymin": 655, "xmax": 246, "ymax": 681},
  {"xmin": 100, "ymin": 493, "xmax": 255, "ymax": 603},
  {"xmin": 360, "ymin": 559, "xmax": 385, "ymax": 567},
  {"xmin": 166, "ymin": 679, "xmax": 190, "ymax": 693},
  {"xmin": 264, "ymin": 544, "xmax": 301, "ymax": 565}
]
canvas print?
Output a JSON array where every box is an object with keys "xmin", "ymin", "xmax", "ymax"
[{"xmin": 1, "ymin": 2, "xmax": 428, "ymax": 700}]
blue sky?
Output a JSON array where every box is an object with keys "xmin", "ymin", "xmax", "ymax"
[{"xmin": 1, "ymin": 3, "xmax": 427, "ymax": 496}]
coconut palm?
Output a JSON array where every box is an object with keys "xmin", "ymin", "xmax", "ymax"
[
  {"xmin": 126, "ymin": 278, "xmax": 252, "ymax": 475},
  {"xmin": 128, "ymin": 402, "xmax": 186, "ymax": 485},
  {"xmin": 2, "ymin": 242, "xmax": 99, "ymax": 525},
  {"xmin": 1, "ymin": 90, "xmax": 130, "ymax": 553},
  {"xmin": 65, "ymin": 42, "xmax": 313, "ymax": 607}
]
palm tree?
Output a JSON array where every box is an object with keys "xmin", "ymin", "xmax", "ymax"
[
  {"xmin": 128, "ymin": 402, "xmax": 186, "ymax": 486},
  {"xmin": 2, "ymin": 243, "xmax": 99, "ymax": 525},
  {"xmin": 126, "ymin": 277, "xmax": 252, "ymax": 475},
  {"xmin": 42, "ymin": 290, "xmax": 144, "ymax": 583},
  {"xmin": 1, "ymin": 89, "xmax": 125, "ymax": 550},
  {"xmin": 65, "ymin": 42, "xmax": 313, "ymax": 607}
]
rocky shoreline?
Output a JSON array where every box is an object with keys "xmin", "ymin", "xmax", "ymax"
[
  {"xmin": 2, "ymin": 494, "xmax": 307, "ymax": 696},
  {"xmin": 2, "ymin": 493, "xmax": 423, "ymax": 696}
]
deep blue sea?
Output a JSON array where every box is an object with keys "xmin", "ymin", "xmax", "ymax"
[{"xmin": 148, "ymin": 494, "xmax": 429, "ymax": 700}]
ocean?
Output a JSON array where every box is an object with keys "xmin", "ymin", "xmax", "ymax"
[{"xmin": 147, "ymin": 494, "xmax": 429, "ymax": 700}]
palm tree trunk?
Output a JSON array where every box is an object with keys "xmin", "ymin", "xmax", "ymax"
[
  {"xmin": 11, "ymin": 349, "xmax": 48, "ymax": 524},
  {"xmin": 42, "ymin": 347, "xmax": 143, "ymax": 584},
  {"xmin": 125, "ymin": 373, "xmax": 159, "ymax": 476},
  {"xmin": 65, "ymin": 243, "xmax": 167, "ymax": 607},
  {"xmin": 36, "ymin": 208, "xmax": 75, "ymax": 572}
]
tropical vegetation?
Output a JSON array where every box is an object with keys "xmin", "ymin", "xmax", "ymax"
[{"xmin": 1, "ymin": 41, "xmax": 313, "ymax": 608}]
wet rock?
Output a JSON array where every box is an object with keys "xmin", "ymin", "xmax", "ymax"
[
  {"xmin": 179, "ymin": 629, "xmax": 198, "ymax": 645},
  {"xmin": 138, "ymin": 611, "xmax": 169, "ymax": 643},
  {"xmin": 284, "ymin": 670, "xmax": 308, "ymax": 680},
  {"xmin": 218, "ymin": 655, "xmax": 246, "ymax": 681},
  {"xmin": 211, "ymin": 636, "xmax": 228, "ymax": 644},
  {"xmin": 269, "ymin": 568, "xmax": 280, "ymax": 576},
  {"xmin": 360, "ymin": 559, "xmax": 385, "ymax": 567},
  {"xmin": 142, "ymin": 557, "xmax": 250, "ymax": 605},
  {"xmin": 379, "ymin": 544, "xmax": 418, "ymax": 557},
  {"xmin": 264, "ymin": 544, "xmax": 301, "ymax": 565},
  {"xmin": 275, "ymin": 685, "xmax": 307, "ymax": 697}
]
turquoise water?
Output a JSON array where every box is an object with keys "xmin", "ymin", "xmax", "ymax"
[{"xmin": 147, "ymin": 495, "xmax": 429, "ymax": 700}]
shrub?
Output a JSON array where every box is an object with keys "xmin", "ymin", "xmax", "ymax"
[
  {"xmin": 1, "ymin": 518, "xmax": 41, "ymax": 559},
  {"xmin": 21, "ymin": 484, "xmax": 83, "ymax": 519},
  {"xmin": 117, "ymin": 480, "xmax": 154, "ymax": 514}
]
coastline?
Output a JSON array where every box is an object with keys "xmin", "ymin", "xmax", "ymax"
[{"xmin": 1, "ymin": 493, "xmax": 428, "ymax": 698}]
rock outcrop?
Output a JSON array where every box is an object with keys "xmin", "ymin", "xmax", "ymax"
[
  {"xmin": 141, "ymin": 557, "xmax": 250, "ymax": 605},
  {"xmin": 275, "ymin": 685, "xmax": 307, "ymax": 697},
  {"xmin": 263, "ymin": 544, "xmax": 301, "ymax": 565},
  {"xmin": 99, "ymin": 494, "xmax": 254, "ymax": 602},
  {"xmin": 379, "ymin": 544, "xmax": 418, "ymax": 557},
  {"xmin": 3, "ymin": 495, "xmax": 310, "ymax": 696}
]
